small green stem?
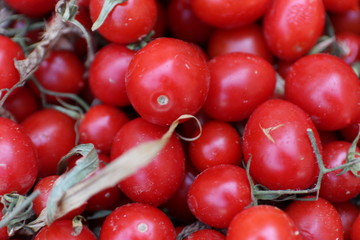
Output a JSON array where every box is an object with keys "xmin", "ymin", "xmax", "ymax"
[{"xmin": 91, "ymin": 0, "xmax": 128, "ymax": 31}]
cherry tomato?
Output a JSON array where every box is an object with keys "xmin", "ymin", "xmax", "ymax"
[
  {"xmin": 203, "ymin": 52, "xmax": 276, "ymax": 122},
  {"xmin": 34, "ymin": 219, "xmax": 97, "ymax": 240},
  {"xmin": 227, "ymin": 205, "xmax": 301, "ymax": 240},
  {"xmin": 340, "ymin": 121, "xmax": 360, "ymax": 147},
  {"xmin": 32, "ymin": 175, "xmax": 86, "ymax": 219},
  {"xmin": 263, "ymin": 0, "xmax": 325, "ymax": 61},
  {"xmin": 126, "ymin": 37, "xmax": 210, "ymax": 126},
  {"xmin": 0, "ymin": 35, "xmax": 24, "ymax": 90},
  {"xmin": 333, "ymin": 201, "xmax": 360, "ymax": 240},
  {"xmin": 79, "ymin": 104, "xmax": 129, "ymax": 154},
  {"xmin": 207, "ymin": 23, "xmax": 274, "ymax": 63},
  {"xmin": 21, "ymin": 108, "xmax": 77, "ymax": 178},
  {"xmin": 0, "ymin": 117, "xmax": 38, "ymax": 195},
  {"xmin": 188, "ymin": 120, "xmax": 242, "ymax": 172},
  {"xmin": 89, "ymin": 0, "xmax": 157, "ymax": 44},
  {"xmin": 88, "ymin": 44, "xmax": 134, "ymax": 107},
  {"xmin": 319, "ymin": 141, "xmax": 360, "ymax": 202},
  {"xmin": 166, "ymin": 0, "xmax": 213, "ymax": 44},
  {"xmin": 184, "ymin": 229, "xmax": 225, "ymax": 240},
  {"xmin": 285, "ymin": 53, "xmax": 360, "ymax": 131},
  {"xmin": 191, "ymin": 0, "xmax": 271, "ymax": 29},
  {"xmin": 285, "ymin": 197, "xmax": 344, "ymax": 240},
  {"xmin": 99, "ymin": 203, "xmax": 176, "ymax": 240},
  {"xmin": 331, "ymin": 9, "xmax": 360, "ymax": 35},
  {"xmin": 242, "ymin": 99, "xmax": 321, "ymax": 190},
  {"xmin": 350, "ymin": 212, "xmax": 360, "ymax": 240},
  {"xmin": 4, "ymin": 0, "xmax": 58, "ymax": 18},
  {"xmin": 187, "ymin": 164, "xmax": 252, "ymax": 228},
  {"xmin": 33, "ymin": 50, "xmax": 85, "ymax": 100},
  {"xmin": 336, "ymin": 32, "xmax": 360, "ymax": 64},
  {"xmin": 323, "ymin": 0, "xmax": 359, "ymax": 13},
  {"xmin": 111, "ymin": 117, "xmax": 185, "ymax": 206}
]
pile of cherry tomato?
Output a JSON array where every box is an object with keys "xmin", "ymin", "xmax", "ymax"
[{"xmin": 1, "ymin": 0, "xmax": 360, "ymax": 239}]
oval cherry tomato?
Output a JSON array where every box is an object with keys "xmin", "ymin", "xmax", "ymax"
[
  {"xmin": 188, "ymin": 120, "xmax": 242, "ymax": 172},
  {"xmin": 89, "ymin": 0, "xmax": 157, "ymax": 44},
  {"xmin": 203, "ymin": 52, "xmax": 276, "ymax": 122},
  {"xmin": 21, "ymin": 108, "xmax": 77, "ymax": 178},
  {"xmin": 285, "ymin": 197, "xmax": 343, "ymax": 240},
  {"xmin": 333, "ymin": 201, "xmax": 360, "ymax": 240},
  {"xmin": 336, "ymin": 32, "xmax": 360, "ymax": 64},
  {"xmin": 187, "ymin": 164, "xmax": 251, "ymax": 228},
  {"xmin": 4, "ymin": 0, "xmax": 57, "ymax": 18},
  {"xmin": 350, "ymin": 212, "xmax": 360, "ymax": 240},
  {"xmin": 285, "ymin": 53, "xmax": 360, "ymax": 131},
  {"xmin": 99, "ymin": 203, "xmax": 176, "ymax": 240},
  {"xmin": 331, "ymin": 9, "xmax": 360, "ymax": 35},
  {"xmin": 0, "ymin": 117, "xmax": 38, "ymax": 195},
  {"xmin": 0, "ymin": 35, "xmax": 24, "ymax": 90},
  {"xmin": 227, "ymin": 205, "xmax": 301, "ymax": 240},
  {"xmin": 319, "ymin": 141, "xmax": 360, "ymax": 202},
  {"xmin": 79, "ymin": 104, "xmax": 129, "ymax": 154},
  {"xmin": 111, "ymin": 117, "xmax": 185, "ymax": 206},
  {"xmin": 263, "ymin": 0, "xmax": 325, "ymax": 61},
  {"xmin": 191, "ymin": 0, "xmax": 271, "ymax": 29},
  {"xmin": 242, "ymin": 99, "xmax": 321, "ymax": 190},
  {"xmin": 184, "ymin": 229, "xmax": 225, "ymax": 240},
  {"xmin": 88, "ymin": 44, "xmax": 134, "ymax": 107},
  {"xmin": 126, "ymin": 37, "xmax": 210, "ymax": 126},
  {"xmin": 34, "ymin": 219, "xmax": 97, "ymax": 240}
]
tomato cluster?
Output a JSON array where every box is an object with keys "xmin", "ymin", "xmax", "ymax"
[{"xmin": 1, "ymin": 0, "xmax": 360, "ymax": 239}]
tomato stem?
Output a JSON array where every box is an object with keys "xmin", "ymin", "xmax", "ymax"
[{"xmin": 91, "ymin": 0, "xmax": 128, "ymax": 31}]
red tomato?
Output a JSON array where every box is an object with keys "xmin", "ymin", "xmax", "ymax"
[
  {"xmin": 0, "ymin": 36, "xmax": 24, "ymax": 90},
  {"xmin": 33, "ymin": 50, "xmax": 85, "ymax": 100},
  {"xmin": 34, "ymin": 219, "xmax": 97, "ymax": 240},
  {"xmin": 263, "ymin": 0, "xmax": 325, "ymax": 61},
  {"xmin": 89, "ymin": 0, "xmax": 157, "ymax": 44},
  {"xmin": 242, "ymin": 99, "xmax": 320, "ymax": 190},
  {"xmin": 203, "ymin": 52, "xmax": 276, "ymax": 122},
  {"xmin": 323, "ymin": 0, "xmax": 359, "ymax": 13},
  {"xmin": 184, "ymin": 229, "xmax": 225, "ymax": 240},
  {"xmin": 21, "ymin": 109, "xmax": 77, "ymax": 178},
  {"xmin": 187, "ymin": 164, "xmax": 252, "ymax": 228},
  {"xmin": 340, "ymin": 121, "xmax": 360, "ymax": 147},
  {"xmin": 4, "ymin": 0, "xmax": 57, "ymax": 18},
  {"xmin": 166, "ymin": 0, "xmax": 213, "ymax": 44},
  {"xmin": 0, "ymin": 117, "xmax": 38, "ymax": 195},
  {"xmin": 188, "ymin": 120, "xmax": 242, "ymax": 172},
  {"xmin": 99, "ymin": 203, "xmax": 176, "ymax": 240},
  {"xmin": 79, "ymin": 104, "xmax": 129, "ymax": 154},
  {"xmin": 32, "ymin": 175, "xmax": 86, "ymax": 219},
  {"xmin": 350, "ymin": 212, "xmax": 360, "ymax": 240},
  {"xmin": 126, "ymin": 37, "xmax": 210, "ymax": 126},
  {"xmin": 227, "ymin": 205, "xmax": 301, "ymax": 240},
  {"xmin": 333, "ymin": 201, "xmax": 360, "ymax": 240},
  {"xmin": 88, "ymin": 44, "xmax": 134, "ymax": 107},
  {"xmin": 285, "ymin": 197, "xmax": 344, "ymax": 240},
  {"xmin": 331, "ymin": 9, "xmax": 360, "ymax": 35},
  {"xmin": 319, "ymin": 141, "xmax": 360, "ymax": 202},
  {"xmin": 111, "ymin": 117, "xmax": 185, "ymax": 206},
  {"xmin": 207, "ymin": 23, "xmax": 274, "ymax": 63},
  {"xmin": 191, "ymin": 0, "xmax": 271, "ymax": 29},
  {"xmin": 285, "ymin": 54, "xmax": 360, "ymax": 131},
  {"xmin": 336, "ymin": 32, "xmax": 360, "ymax": 64}
]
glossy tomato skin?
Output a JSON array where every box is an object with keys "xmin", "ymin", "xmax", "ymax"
[
  {"xmin": 79, "ymin": 104, "xmax": 129, "ymax": 154},
  {"xmin": 285, "ymin": 54, "xmax": 360, "ymax": 131},
  {"xmin": 21, "ymin": 109, "xmax": 77, "ymax": 178},
  {"xmin": 350, "ymin": 213, "xmax": 360, "ymax": 240},
  {"xmin": 88, "ymin": 44, "xmax": 134, "ymax": 107},
  {"xmin": 99, "ymin": 203, "xmax": 176, "ymax": 240},
  {"xmin": 242, "ymin": 99, "xmax": 320, "ymax": 190},
  {"xmin": 319, "ymin": 141, "xmax": 360, "ymax": 202},
  {"xmin": 33, "ymin": 50, "xmax": 85, "ymax": 100},
  {"xmin": 285, "ymin": 197, "xmax": 344, "ymax": 240},
  {"xmin": 111, "ymin": 117, "xmax": 185, "ymax": 206},
  {"xmin": 227, "ymin": 205, "xmax": 301, "ymax": 240},
  {"xmin": 34, "ymin": 219, "xmax": 97, "ymax": 240},
  {"xmin": 191, "ymin": 0, "xmax": 271, "ymax": 29},
  {"xmin": 0, "ymin": 35, "xmax": 24, "ymax": 90},
  {"xmin": 188, "ymin": 120, "xmax": 242, "ymax": 172},
  {"xmin": 336, "ymin": 32, "xmax": 360, "ymax": 64},
  {"xmin": 207, "ymin": 23, "xmax": 274, "ymax": 63},
  {"xmin": 333, "ymin": 201, "xmax": 360, "ymax": 240},
  {"xmin": 4, "ymin": 0, "xmax": 57, "ymax": 18},
  {"xmin": 203, "ymin": 52, "xmax": 276, "ymax": 122},
  {"xmin": 0, "ymin": 117, "xmax": 38, "ymax": 195},
  {"xmin": 89, "ymin": 0, "xmax": 157, "ymax": 44},
  {"xmin": 187, "ymin": 164, "xmax": 252, "ymax": 228},
  {"xmin": 126, "ymin": 37, "xmax": 210, "ymax": 126},
  {"xmin": 184, "ymin": 229, "xmax": 225, "ymax": 240},
  {"xmin": 263, "ymin": 0, "xmax": 325, "ymax": 61}
]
